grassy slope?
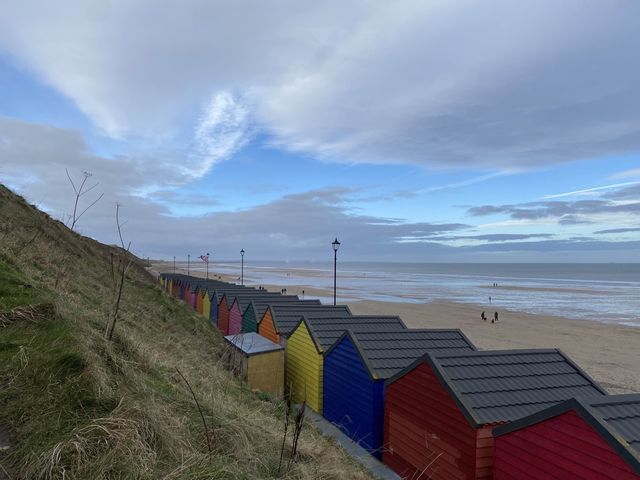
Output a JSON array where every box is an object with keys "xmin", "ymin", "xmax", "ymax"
[{"xmin": 0, "ymin": 185, "xmax": 369, "ymax": 480}]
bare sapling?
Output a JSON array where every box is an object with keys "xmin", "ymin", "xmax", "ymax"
[
  {"xmin": 277, "ymin": 392, "xmax": 293, "ymax": 476},
  {"xmin": 106, "ymin": 204, "xmax": 132, "ymax": 341},
  {"xmin": 65, "ymin": 169, "xmax": 104, "ymax": 231},
  {"xmin": 286, "ymin": 400, "xmax": 306, "ymax": 472}
]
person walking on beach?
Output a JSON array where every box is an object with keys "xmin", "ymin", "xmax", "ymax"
[
  {"xmin": 489, "ymin": 296, "xmax": 492, "ymax": 304},
  {"xmin": 481, "ymin": 311, "xmax": 486, "ymax": 322},
  {"xmin": 494, "ymin": 311, "xmax": 499, "ymax": 323}
]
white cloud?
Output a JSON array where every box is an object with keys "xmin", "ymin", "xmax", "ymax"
[
  {"xmin": 1, "ymin": 1, "xmax": 639, "ymax": 170},
  {"xmin": 542, "ymin": 182, "xmax": 640, "ymax": 199},
  {"xmin": 190, "ymin": 91, "xmax": 251, "ymax": 178},
  {"xmin": 610, "ymin": 168, "xmax": 640, "ymax": 180}
]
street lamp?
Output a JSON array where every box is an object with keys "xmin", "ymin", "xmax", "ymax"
[
  {"xmin": 187, "ymin": 254, "xmax": 190, "ymax": 276},
  {"xmin": 240, "ymin": 249, "xmax": 245, "ymax": 286},
  {"xmin": 173, "ymin": 255, "xmax": 176, "ymax": 273},
  {"xmin": 206, "ymin": 252, "xmax": 210, "ymax": 280},
  {"xmin": 332, "ymin": 237, "xmax": 340, "ymax": 305}
]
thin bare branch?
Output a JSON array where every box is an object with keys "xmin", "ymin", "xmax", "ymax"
[
  {"xmin": 74, "ymin": 192, "xmax": 104, "ymax": 226},
  {"xmin": 65, "ymin": 168, "xmax": 78, "ymax": 195},
  {"xmin": 79, "ymin": 181, "xmax": 100, "ymax": 197},
  {"xmin": 116, "ymin": 204, "xmax": 126, "ymax": 249}
]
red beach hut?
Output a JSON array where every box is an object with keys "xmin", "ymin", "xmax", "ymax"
[
  {"xmin": 217, "ymin": 294, "xmax": 231, "ymax": 335},
  {"xmin": 383, "ymin": 349, "xmax": 606, "ymax": 480},
  {"xmin": 493, "ymin": 394, "xmax": 640, "ymax": 479},
  {"xmin": 227, "ymin": 297, "xmax": 243, "ymax": 335}
]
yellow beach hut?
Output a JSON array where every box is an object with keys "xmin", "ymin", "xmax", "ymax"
[{"xmin": 203, "ymin": 289, "xmax": 211, "ymax": 320}]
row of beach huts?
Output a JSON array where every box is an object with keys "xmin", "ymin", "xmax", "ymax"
[{"xmin": 159, "ymin": 273, "xmax": 640, "ymax": 480}]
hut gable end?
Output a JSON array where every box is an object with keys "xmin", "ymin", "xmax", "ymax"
[
  {"xmin": 384, "ymin": 361, "xmax": 477, "ymax": 479},
  {"xmin": 494, "ymin": 409, "xmax": 640, "ymax": 479},
  {"xmin": 258, "ymin": 307, "xmax": 279, "ymax": 343},
  {"xmin": 323, "ymin": 334, "xmax": 383, "ymax": 454},
  {"xmin": 286, "ymin": 320, "xmax": 323, "ymax": 412}
]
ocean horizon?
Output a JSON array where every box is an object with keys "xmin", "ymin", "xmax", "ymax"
[{"xmin": 179, "ymin": 261, "xmax": 640, "ymax": 327}]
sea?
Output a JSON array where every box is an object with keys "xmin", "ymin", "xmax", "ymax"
[{"xmin": 187, "ymin": 262, "xmax": 640, "ymax": 327}]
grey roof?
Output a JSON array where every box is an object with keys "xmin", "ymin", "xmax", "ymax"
[
  {"xmin": 224, "ymin": 332, "xmax": 284, "ymax": 355},
  {"xmin": 493, "ymin": 394, "xmax": 640, "ymax": 474},
  {"xmin": 271, "ymin": 306, "xmax": 352, "ymax": 334},
  {"xmin": 327, "ymin": 329, "xmax": 477, "ymax": 380},
  {"xmin": 250, "ymin": 299, "xmax": 323, "ymax": 319},
  {"xmin": 388, "ymin": 349, "xmax": 607, "ymax": 426},
  {"xmin": 228, "ymin": 293, "xmax": 299, "ymax": 309},
  {"xmin": 590, "ymin": 395, "xmax": 640, "ymax": 455},
  {"xmin": 297, "ymin": 316, "xmax": 408, "ymax": 353}
]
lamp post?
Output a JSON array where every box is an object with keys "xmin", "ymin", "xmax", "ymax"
[
  {"xmin": 173, "ymin": 255, "xmax": 176, "ymax": 273},
  {"xmin": 332, "ymin": 237, "xmax": 340, "ymax": 305},
  {"xmin": 240, "ymin": 249, "xmax": 245, "ymax": 285},
  {"xmin": 206, "ymin": 252, "xmax": 210, "ymax": 280},
  {"xmin": 187, "ymin": 254, "xmax": 190, "ymax": 275}
]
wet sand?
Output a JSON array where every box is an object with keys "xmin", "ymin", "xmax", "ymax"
[{"xmin": 153, "ymin": 262, "xmax": 640, "ymax": 394}]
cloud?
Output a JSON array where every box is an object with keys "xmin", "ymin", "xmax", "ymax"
[
  {"xmin": 542, "ymin": 182, "xmax": 640, "ymax": 199},
  {"xmin": 610, "ymin": 168, "xmax": 640, "ymax": 180},
  {"xmin": 604, "ymin": 183, "xmax": 640, "ymax": 200},
  {"xmin": 429, "ymin": 233, "xmax": 554, "ymax": 242},
  {"xmin": 594, "ymin": 227, "xmax": 640, "ymax": 235},
  {"xmin": 190, "ymin": 91, "xmax": 252, "ymax": 178},
  {"xmin": 468, "ymin": 198, "xmax": 640, "ymax": 222},
  {"xmin": 1, "ymin": 1, "xmax": 640, "ymax": 170}
]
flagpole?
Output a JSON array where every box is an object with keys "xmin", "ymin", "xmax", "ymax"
[{"xmin": 206, "ymin": 252, "xmax": 209, "ymax": 280}]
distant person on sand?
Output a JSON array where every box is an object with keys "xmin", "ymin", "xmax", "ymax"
[
  {"xmin": 494, "ymin": 311, "xmax": 499, "ymax": 323},
  {"xmin": 481, "ymin": 311, "xmax": 486, "ymax": 322},
  {"xmin": 489, "ymin": 296, "xmax": 492, "ymax": 304}
]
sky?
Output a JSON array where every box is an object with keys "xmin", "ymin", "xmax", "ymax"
[{"xmin": 1, "ymin": 0, "xmax": 639, "ymax": 263}]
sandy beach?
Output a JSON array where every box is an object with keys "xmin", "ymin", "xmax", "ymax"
[{"xmin": 154, "ymin": 262, "xmax": 640, "ymax": 395}]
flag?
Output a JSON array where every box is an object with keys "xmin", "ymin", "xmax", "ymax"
[{"xmin": 199, "ymin": 254, "xmax": 209, "ymax": 263}]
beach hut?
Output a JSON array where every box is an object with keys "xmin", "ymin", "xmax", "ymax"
[
  {"xmin": 202, "ymin": 289, "xmax": 211, "ymax": 320},
  {"xmin": 286, "ymin": 315, "xmax": 406, "ymax": 413},
  {"xmin": 383, "ymin": 349, "xmax": 607, "ymax": 480},
  {"xmin": 323, "ymin": 329, "xmax": 476, "ymax": 457},
  {"xmin": 492, "ymin": 394, "xmax": 640, "ymax": 480},
  {"xmin": 217, "ymin": 293, "xmax": 233, "ymax": 334},
  {"xmin": 188, "ymin": 285, "xmax": 198, "ymax": 309},
  {"xmin": 195, "ymin": 287, "xmax": 205, "ymax": 314},
  {"xmin": 209, "ymin": 290, "xmax": 219, "ymax": 326},
  {"xmin": 227, "ymin": 297, "xmax": 244, "ymax": 335},
  {"xmin": 258, "ymin": 304, "xmax": 348, "ymax": 344},
  {"xmin": 223, "ymin": 332, "xmax": 285, "ymax": 397}
]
